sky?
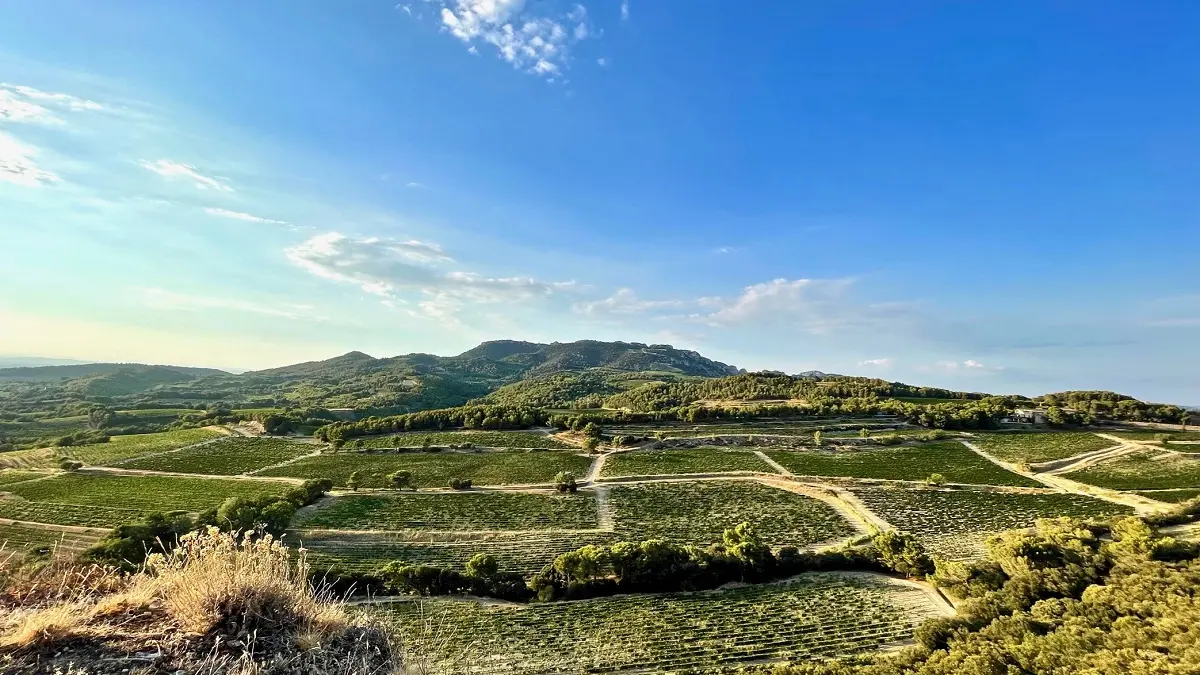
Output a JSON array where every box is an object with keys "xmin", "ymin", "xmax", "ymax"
[{"xmin": 0, "ymin": 1, "xmax": 1198, "ymax": 403}]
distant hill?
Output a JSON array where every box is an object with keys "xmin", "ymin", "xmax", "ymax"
[
  {"xmin": 0, "ymin": 356, "xmax": 91, "ymax": 369},
  {"xmin": 0, "ymin": 363, "xmax": 225, "ymax": 383},
  {"xmin": 455, "ymin": 340, "xmax": 740, "ymax": 378}
]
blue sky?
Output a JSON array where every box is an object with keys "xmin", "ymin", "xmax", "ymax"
[{"xmin": 1, "ymin": 1, "xmax": 1197, "ymax": 403}]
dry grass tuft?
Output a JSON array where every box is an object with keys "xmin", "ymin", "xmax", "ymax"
[
  {"xmin": 144, "ymin": 527, "xmax": 347, "ymax": 638},
  {"xmin": 0, "ymin": 528, "xmax": 399, "ymax": 674}
]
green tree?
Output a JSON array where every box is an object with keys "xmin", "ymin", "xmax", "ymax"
[
  {"xmin": 389, "ymin": 470, "xmax": 414, "ymax": 490},
  {"xmin": 347, "ymin": 470, "xmax": 362, "ymax": 491},
  {"xmin": 554, "ymin": 471, "xmax": 578, "ymax": 493},
  {"xmin": 859, "ymin": 427, "xmax": 870, "ymax": 438},
  {"xmin": 465, "ymin": 552, "xmax": 500, "ymax": 579},
  {"xmin": 582, "ymin": 436, "xmax": 600, "ymax": 454},
  {"xmin": 926, "ymin": 472, "xmax": 947, "ymax": 486},
  {"xmin": 812, "ymin": 430, "xmax": 823, "ymax": 447},
  {"xmin": 87, "ymin": 406, "xmax": 115, "ymax": 430}
]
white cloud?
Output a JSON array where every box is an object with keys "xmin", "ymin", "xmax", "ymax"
[
  {"xmin": 936, "ymin": 359, "xmax": 1005, "ymax": 373},
  {"xmin": 405, "ymin": 181, "xmax": 428, "ymax": 189},
  {"xmin": 135, "ymin": 287, "xmax": 320, "ymax": 321},
  {"xmin": 597, "ymin": 57, "xmax": 608, "ymax": 66},
  {"xmin": 0, "ymin": 132, "xmax": 59, "ymax": 187},
  {"xmin": 0, "ymin": 83, "xmax": 103, "ymax": 125},
  {"xmin": 575, "ymin": 288, "xmax": 687, "ymax": 315},
  {"xmin": 285, "ymin": 232, "xmax": 570, "ymax": 319},
  {"xmin": 203, "ymin": 207, "xmax": 290, "ymax": 226},
  {"xmin": 713, "ymin": 246, "xmax": 738, "ymax": 254},
  {"xmin": 429, "ymin": 0, "xmax": 594, "ymax": 78},
  {"xmin": 620, "ymin": 0, "xmax": 630, "ymax": 21},
  {"xmin": 140, "ymin": 159, "xmax": 233, "ymax": 192},
  {"xmin": 860, "ymin": 358, "xmax": 894, "ymax": 367}
]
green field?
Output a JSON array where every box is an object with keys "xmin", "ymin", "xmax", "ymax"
[
  {"xmin": 373, "ymin": 573, "xmax": 945, "ymax": 673},
  {"xmin": 850, "ymin": 487, "xmax": 1133, "ymax": 561},
  {"xmin": 3, "ymin": 472, "xmax": 293, "ymax": 515},
  {"xmin": 0, "ymin": 470, "xmax": 48, "ymax": 487},
  {"xmin": 355, "ymin": 431, "xmax": 573, "ymax": 450},
  {"xmin": 295, "ymin": 491, "xmax": 599, "ymax": 532},
  {"xmin": 970, "ymin": 432, "xmax": 1115, "ymax": 464},
  {"xmin": 302, "ymin": 530, "xmax": 618, "ymax": 577},
  {"xmin": 260, "ymin": 449, "xmax": 591, "ymax": 488},
  {"xmin": 120, "ymin": 437, "xmax": 315, "ymax": 475},
  {"xmin": 0, "ymin": 499, "xmax": 144, "ymax": 528},
  {"xmin": 1065, "ymin": 451, "xmax": 1200, "ymax": 490},
  {"xmin": 0, "ymin": 522, "xmax": 103, "ymax": 557},
  {"xmin": 765, "ymin": 442, "xmax": 1038, "ymax": 487},
  {"xmin": 608, "ymin": 481, "xmax": 856, "ymax": 547},
  {"xmin": 1135, "ymin": 488, "xmax": 1200, "ymax": 503},
  {"xmin": 600, "ymin": 448, "xmax": 776, "ymax": 477},
  {"xmin": 63, "ymin": 428, "xmax": 226, "ymax": 467}
]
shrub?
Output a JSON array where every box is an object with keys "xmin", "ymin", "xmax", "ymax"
[
  {"xmin": 449, "ymin": 477, "xmax": 473, "ymax": 490},
  {"xmin": 554, "ymin": 471, "xmax": 578, "ymax": 493}
]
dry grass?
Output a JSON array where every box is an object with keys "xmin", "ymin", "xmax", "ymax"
[{"xmin": 0, "ymin": 528, "xmax": 400, "ymax": 674}]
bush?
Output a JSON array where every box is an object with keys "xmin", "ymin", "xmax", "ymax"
[
  {"xmin": 449, "ymin": 477, "xmax": 473, "ymax": 490},
  {"xmin": 554, "ymin": 471, "xmax": 578, "ymax": 493}
]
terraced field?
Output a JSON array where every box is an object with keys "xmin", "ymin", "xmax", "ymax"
[
  {"xmin": 1103, "ymin": 430, "xmax": 1200, "ymax": 443},
  {"xmin": 607, "ymin": 481, "xmax": 856, "ymax": 547},
  {"xmin": 850, "ymin": 487, "xmax": 1133, "ymax": 561},
  {"xmin": 3, "ymin": 473, "xmax": 293, "ymax": 517},
  {"xmin": 600, "ymin": 448, "xmax": 776, "ymax": 477},
  {"xmin": 63, "ymin": 428, "xmax": 227, "ymax": 466},
  {"xmin": 765, "ymin": 442, "xmax": 1038, "ymax": 487},
  {"xmin": 0, "ymin": 470, "xmax": 48, "ymax": 487},
  {"xmin": 0, "ymin": 522, "xmax": 104, "ymax": 557},
  {"xmin": 970, "ymin": 432, "xmax": 1115, "ymax": 464},
  {"xmin": 1065, "ymin": 451, "xmax": 1200, "ymax": 490},
  {"xmin": 260, "ymin": 449, "xmax": 591, "ymax": 488},
  {"xmin": 296, "ymin": 491, "xmax": 600, "ymax": 532},
  {"xmin": 120, "ymin": 437, "xmax": 315, "ymax": 475},
  {"xmin": 0, "ymin": 499, "xmax": 144, "ymax": 528},
  {"xmin": 1134, "ymin": 488, "xmax": 1200, "ymax": 503},
  {"xmin": 302, "ymin": 530, "xmax": 619, "ymax": 576},
  {"xmin": 372, "ymin": 573, "xmax": 946, "ymax": 673},
  {"xmin": 355, "ymin": 431, "xmax": 573, "ymax": 450}
]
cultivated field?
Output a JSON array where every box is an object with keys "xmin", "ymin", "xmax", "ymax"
[
  {"xmin": 0, "ymin": 470, "xmax": 47, "ymax": 487},
  {"xmin": 63, "ymin": 427, "xmax": 226, "ymax": 466},
  {"xmin": 765, "ymin": 442, "xmax": 1038, "ymax": 487},
  {"xmin": 355, "ymin": 431, "xmax": 574, "ymax": 450},
  {"xmin": 970, "ymin": 431, "xmax": 1115, "ymax": 464},
  {"xmin": 0, "ymin": 522, "xmax": 103, "ymax": 556},
  {"xmin": 260, "ymin": 449, "xmax": 591, "ymax": 488},
  {"xmin": 374, "ymin": 573, "xmax": 946, "ymax": 673},
  {"xmin": 1065, "ymin": 451, "xmax": 1200, "ymax": 490},
  {"xmin": 295, "ymin": 491, "xmax": 600, "ymax": 532},
  {"xmin": 607, "ymin": 481, "xmax": 856, "ymax": 547},
  {"xmin": 600, "ymin": 448, "xmax": 776, "ymax": 477},
  {"xmin": 1135, "ymin": 488, "xmax": 1200, "ymax": 503},
  {"xmin": 850, "ymin": 487, "xmax": 1133, "ymax": 560},
  {"xmin": 120, "ymin": 437, "xmax": 315, "ymax": 475},
  {"xmin": 1, "ymin": 472, "xmax": 292, "ymax": 525}
]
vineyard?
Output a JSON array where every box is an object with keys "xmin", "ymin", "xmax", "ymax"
[
  {"xmin": 1065, "ymin": 451, "xmax": 1200, "ymax": 490},
  {"xmin": 355, "ymin": 431, "xmax": 574, "ymax": 450},
  {"xmin": 295, "ymin": 491, "xmax": 600, "ymax": 532},
  {"xmin": 0, "ymin": 499, "xmax": 145, "ymax": 528},
  {"xmin": 302, "ymin": 530, "xmax": 619, "ymax": 576},
  {"xmin": 63, "ymin": 427, "xmax": 227, "ymax": 466},
  {"xmin": 765, "ymin": 442, "xmax": 1038, "ymax": 486},
  {"xmin": 0, "ymin": 470, "xmax": 47, "ymax": 487},
  {"xmin": 849, "ymin": 487, "xmax": 1133, "ymax": 560},
  {"xmin": 260, "ymin": 449, "xmax": 591, "ymax": 488},
  {"xmin": 3, "ymin": 472, "xmax": 292, "ymax": 514},
  {"xmin": 375, "ymin": 573, "xmax": 947, "ymax": 673},
  {"xmin": 606, "ymin": 481, "xmax": 857, "ymax": 546},
  {"xmin": 119, "ymin": 437, "xmax": 316, "ymax": 475},
  {"xmin": 970, "ymin": 431, "xmax": 1115, "ymax": 463},
  {"xmin": 600, "ymin": 448, "xmax": 777, "ymax": 477},
  {"xmin": 0, "ymin": 523, "xmax": 103, "ymax": 556},
  {"xmin": 1135, "ymin": 488, "xmax": 1200, "ymax": 503}
]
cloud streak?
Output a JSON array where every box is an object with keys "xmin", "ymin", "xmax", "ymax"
[
  {"xmin": 285, "ymin": 232, "xmax": 572, "ymax": 319},
  {"xmin": 140, "ymin": 159, "xmax": 233, "ymax": 192},
  {"xmin": 135, "ymin": 287, "xmax": 319, "ymax": 321},
  {"xmin": 0, "ymin": 132, "xmax": 59, "ymax": 187},
  {"xmin": 203, "ymin": 207, "xmax": 291, "ymax": 226}
]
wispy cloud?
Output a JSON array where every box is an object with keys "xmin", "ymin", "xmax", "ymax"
[
  {"xmin": 575, "ymin": 288, "xmax": 688, "ymax": 315},
  {"xmin": 135, "ymin": 287, "xmax": 320, "ymax": 321},
  {"xmin": 140, "ymin": 159, "xmax": 233, "ymax": 192},
  {"xmin": 620, "ymin": 0, "xmax": 630, "ymax": 21},
  {"xmin": 935, "ymin": 359, "xmax": 1005, "ymax": 373},
  {"xmin": 203, "ymin": 207, "xmax": 290, "ymax": 226},
  {"xmin": 860, "ymin": 358, "xmax": 894, "ymax": 367},
  {"xmin": 419, "ymin": 1, "xmax": 595, "ymax": 78},
  {"xmin": 405, "ymin": 181, "xmax": 428, "ymax": 189},
  {"xmin": 0, "ymin": 83, "xmax": 102, "ymax": 125},
  {"xmin": 0, "ymin": 132, "xmax": 59, "ymax": 187},
  {"xmin": 286, "ymin": 232, "xmax": 572, "ymax": 319}
]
